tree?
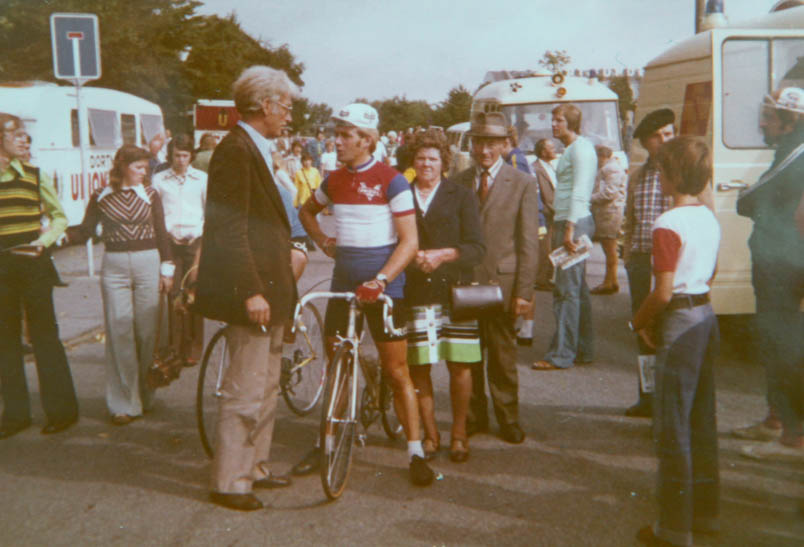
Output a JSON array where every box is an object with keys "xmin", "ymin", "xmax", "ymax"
[
  {"xmin": 538, "ymin": 50, "xmax": 572, "ymax": 74},
  {"xmin": 608, "ymin": 75, "xmax": 636, "ymax": 123},
  {"xmin": 432, "ymin": 85, "xmax": 472, "ymax": 129},
  {"xmin": 289, "ymin": 97, "xmax": 332, "ymax": 135}
]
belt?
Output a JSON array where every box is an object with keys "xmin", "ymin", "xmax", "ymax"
[{"xmin": 666, "ymin": 293, "xmax": 709, "ymax": 312}]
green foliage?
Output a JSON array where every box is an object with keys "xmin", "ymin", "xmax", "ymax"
[
  {"xmin": 361, "ymin": 86, "xmax": 473, "ymax": 133},
  {"xmin": 538, "ymin": 50, "xmax": 572, "ymax": 74},
  {"xmin": 608, "ymin": 75, "xmax": 636, "ymax": 122},
  {"xmin": 0, "ymin": 0, "xmax": 304, "ymax": 131},
  {"xmin": 290, "ymin": 97, "xmax": 332, "ymax": 135},
  {"xmin": 432, "ymin": 85, "xmax": 472, "ymax": 129}
]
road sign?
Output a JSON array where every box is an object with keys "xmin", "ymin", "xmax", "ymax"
[{"xmin": 50, "ymin": 13, "xmax": 101, "ymax": 83}]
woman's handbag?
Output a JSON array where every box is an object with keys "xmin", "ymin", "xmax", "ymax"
[
  {"xmin": 449, "ymin": 282, "xmax": 504, "ymax": 321},
  {"xmin": 146, "ymin": 293, "xmax": 184, "ymax": 390}
]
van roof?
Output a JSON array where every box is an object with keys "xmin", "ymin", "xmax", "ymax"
[
  {"xmin": 0, "ymin": 81, "xmax": 161, "ymax": 118},
  {"xmin": 447, "ymin": 121, "xmax": 470, "ymax": 133},
  {"xmin": 646, "ymin": 6, "xmax": 804, "ymax": 69},
  {"xmin": 474, "ymin": 74, "xmax": 618, "ymax": 105}
]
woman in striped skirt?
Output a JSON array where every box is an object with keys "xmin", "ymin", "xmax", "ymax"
[{"xmin": 404, "ymin": 129, "xmax": 485, "ymax": 463}]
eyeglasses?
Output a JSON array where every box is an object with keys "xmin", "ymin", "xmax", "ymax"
[
  {"xmin": 271, "ymin": 100, "xmax": 293, "ymax": 114},
  {"xmin": 3, "ymin": 130, "xmax": 28, "ymax": 140}
]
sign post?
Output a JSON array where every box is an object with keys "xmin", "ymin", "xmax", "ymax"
[{"xmin": 50, "ymin": 13, "xmax": 101, "ymax": 276}]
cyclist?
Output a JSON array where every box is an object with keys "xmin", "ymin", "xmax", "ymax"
[{"xmin": 295, "ymin": 103, "xmax": 435, "ymax": 486}]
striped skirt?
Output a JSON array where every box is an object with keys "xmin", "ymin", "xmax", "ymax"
[{"xmin": 406, "ymin": 304, "xmax": 482, "ymax": 366}]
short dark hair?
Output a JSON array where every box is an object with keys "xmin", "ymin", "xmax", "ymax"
[
  {"xmin": 167, "ymin": 133, "xmax": 194, "ymax": 160},
  {"xmin": 656, "ymin": 137, "xmax": 711, "ymax": 196},
  {"xmin": 534, "ymin": 138, "xmax": 553, "ymax": 159},
  {"xmin": 301, "ymin": 151, "xmax": 312, "ymax": 163},
  {"xmin": 408, "ymin": 128, "xmax": 451, "ymax": 169},
  {"xmin": 552, "ymin": 104, "xmax": 582, "ymax": 133}
]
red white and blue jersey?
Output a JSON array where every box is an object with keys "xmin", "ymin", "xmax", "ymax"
[{"xmin": 312, "ymin": 157, "xmax": 414, "ymax": 297}]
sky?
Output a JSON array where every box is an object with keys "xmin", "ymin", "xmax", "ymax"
[{"xmin": 197, "ymin": 0, "xmax": 777, "ymax": 108}]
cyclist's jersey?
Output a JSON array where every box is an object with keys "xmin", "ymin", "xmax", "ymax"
[{"xmin": 312, "ymin": 157, "xmax": 414, "ymax": 298}]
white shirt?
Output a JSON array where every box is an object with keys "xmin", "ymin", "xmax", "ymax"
[
  {"xmin": 373, "ymin": 140, "xmax": 388, "ymax": 163},
  {"xmin": 538, "ymin": 158, "xmax": 557, "ymax": 189},
  {"xmin": 152, "ymin": 166, "xmax": 207, "ymax": 241},
  {"xmin": 237, "ymin": 120, "xmax": 276, "ymax": 180},
  {"xmin": 320, "ymin": 151, "xmax": 338, "ymax": 172},
  {"xmin": 413, "ymin": 180, "xmax": 441, "ymax": 215},
  {"xmin": 474, "ymin": 156, "xmax": 504, "ymax": 193}
]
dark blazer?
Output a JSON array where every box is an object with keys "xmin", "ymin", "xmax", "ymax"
[
  {"xmin": 195, "ymin": 125, "xmax": 297, "ymax": 326},
  {"xmin": 532, "ymin": 159, "xmax": 556, "ymax": 222},
  {"xmin": 453, "ymin": 163, "xmax": 539, "ymax": 311},
  {"xmin": 405, "ymin": 178, "xmax": 485, "ymax": 308}
]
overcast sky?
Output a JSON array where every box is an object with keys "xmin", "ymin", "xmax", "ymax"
[{"xmin": 198, "ymin": 0, "xmax": 777, "ymax": 108}]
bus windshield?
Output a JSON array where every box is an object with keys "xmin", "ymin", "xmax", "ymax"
[{"xmin": 502, "ymin": 101, "xmax": 622, "ymax": 154}]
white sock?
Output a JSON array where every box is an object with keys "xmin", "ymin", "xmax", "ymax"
[
  {"xmin": 408, "ymin": 440, "xmax": 424, "ymax": 461},
  {"xmin": 519, "ymin": 320, "xmax": 533, "ymax": 338}
]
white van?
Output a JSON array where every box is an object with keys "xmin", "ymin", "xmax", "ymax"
[
  {"xmin": 446, "ymin": 121, "xmax": 473, "ymax": 175},
  {"xmin": 631, "ymin": 5, "xmax": 804, "ymax": 314},
  {"xmin": 0, "ymin": 81, "xmax": 165, "ymax": 227},
  {"xmin": 470, "ymin": 71, "xmax": 627, "ymax": 169}
]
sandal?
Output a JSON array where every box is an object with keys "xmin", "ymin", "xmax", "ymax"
[
  {"xmin": 450, "ymin": 438, "xmax": 470, "ymax": 463},
  {"xmin": 590, "ymin": 284, "xmax": 619, "ymax": 295},
  {"xmin": 531, "ymin": 360, "xmax": 561, "ymax": 371},
  {"xmin": 422, "ymin": 437, "xmax": 440, "ymax": 461}
]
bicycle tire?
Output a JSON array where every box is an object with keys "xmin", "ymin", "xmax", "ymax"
[
  {"xmin": 320, "ymin": 342, "xmax": 357, "ymax": 500},
  {"xmin": 380, "ymin": 373, "xmax": 404, "ymax": 441},
  {"xmin": 281, "ymin": 302, "xmax": 326, "ymax": 416},
  {"xmin": 197, "ymin": 326, "xmax": 229, "ymax": 459}
]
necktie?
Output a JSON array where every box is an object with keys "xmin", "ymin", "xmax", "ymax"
[{"xmin": 478, "ymin": 170, "xmax": 490, "ymax": 203}]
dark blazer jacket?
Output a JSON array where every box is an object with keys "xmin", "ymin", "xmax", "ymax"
[
  {"xmin": 404, "ymin": 178, "xmax": 485, "ymax": 308},
  {"xmin": 453, "ymin": 163, "xmax": 539, "ymax": 311},
  {"xmin": 195, "ymin": 125, "xmax": 297, "ymax": 326},
  {"xmin": 532, "ymin": 159, "xmax": 556, "ymax": 223}
]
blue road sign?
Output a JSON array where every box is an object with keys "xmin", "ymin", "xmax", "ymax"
[{"xmin": 50, "ymin": 13, "xmax": 101, "ymax": 82}]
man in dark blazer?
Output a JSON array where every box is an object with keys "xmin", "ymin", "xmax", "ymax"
[
  {"xmin": 452, "ymin": 110, "xmax": 540, "ymax": 444},
  {"xmin": 195, "ymin": 66, "xmax": 299, "ymax": 511}
]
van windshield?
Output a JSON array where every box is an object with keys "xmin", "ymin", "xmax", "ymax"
[
  {"xmin": 502, "ymin": 101, "xmax": 622, "ymax": 154},
  {"xmin": 722, "ymin": 37, "xmax": 804, "ymax": 149}
]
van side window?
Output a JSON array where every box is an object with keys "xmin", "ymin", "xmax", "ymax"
[
  {"xmin": 71, "ymin": 109, "xmax": 96, "ymax": 147},
  {"xmin": 722, "ymin": 38, "xmax": 804, "ymax": 149},
  {"xmin": 121, "ymin": 114, "xmax": 137, "ymax": 145},
  {"xmin": 87, "ymin": 108, "xmax": 121, "ymax": 149},
  {"xmin": 141, "ymin": 114, "xmax": 164, "ymax": 146}
]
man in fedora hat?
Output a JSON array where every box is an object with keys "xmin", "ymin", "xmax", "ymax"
[{"xmin": 452, "ymin": 109, "xmax": 539, "ymax": 444}]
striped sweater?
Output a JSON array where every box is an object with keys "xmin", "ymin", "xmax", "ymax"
[{"xmin": 68, "ymin": 185, "xmax": 171, "ymax": 260}]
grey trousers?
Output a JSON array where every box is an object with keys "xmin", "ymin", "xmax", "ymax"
[
  {"xmin": 212, "ymin": 323, "xmax": 284, "ymax": 494},
  {"xmin": 653, "ymin": 303, "xmax": 720, "ymax": 547},
  {"xmin": 100, "ymin": 249, "xmax": 159, "ymax": 417}
]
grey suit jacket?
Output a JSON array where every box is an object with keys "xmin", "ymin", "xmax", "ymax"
[
  {"xmin": 532, "ymin": 160, "xmax": 556, "ymax": 222},
  {"xmin": 453, "ymin": 163, "xmax": 540, "ymax": 310}
]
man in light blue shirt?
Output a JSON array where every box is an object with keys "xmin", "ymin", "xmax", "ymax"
[{"xmin": 533, "ymin": 104, "xmax": 596, "ymax": 370}]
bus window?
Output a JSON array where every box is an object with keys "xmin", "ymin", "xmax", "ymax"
[
  {"xmin": 141, "ymin": 114, "xmax": 164, "ymax": 145},
  {"xmin": 722, "ymin": 38, "xmax": 804, "ymax": 149},
  {"xmin": 121, "ymin": 114, "xmax": 137, "ymax": 145},
  {"xmin": 87, "ymin": 108, "xmax": 120, "ymax": 148},
  {"xmin": 71, "ymin": 109, "xmax": 97, "ymax": 147}
]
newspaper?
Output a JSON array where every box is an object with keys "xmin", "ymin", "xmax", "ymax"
[
  {"xmin": 637, "ymin": 354, "xmax": 656, "ymax": 394},
  {"xmin": 548, "ymin": 234, "xmax": 592, "ymax": 270}
]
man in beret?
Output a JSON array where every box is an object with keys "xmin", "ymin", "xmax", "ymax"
[{"xmin": 622, "ymin": 108, "xmax": 677, "ymax": 418}]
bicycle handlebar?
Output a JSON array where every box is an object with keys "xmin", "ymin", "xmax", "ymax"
[{"xmin": 292, "ymin": 291, "xmax": 405, "ymax": 338}]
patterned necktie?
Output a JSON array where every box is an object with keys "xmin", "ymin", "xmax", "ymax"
[{"xmin": 478, "ymin": 170, "xmax": 490, "ymax": 203}]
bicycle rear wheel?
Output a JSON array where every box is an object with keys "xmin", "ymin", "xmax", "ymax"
[
  {"xmin": 197, "ymin": 326, "xmax": 229, "ymax": 459},
  {"xmin": 281, "ymin": 302, "xmax": 326, "ymax": 416},
  {"xmin": 320, "ymin": 343, "xmax": 356, "ymax": 500},
  {"xmin": 380, "ymin": 373, "xmax": 404, "ymax": 441}
]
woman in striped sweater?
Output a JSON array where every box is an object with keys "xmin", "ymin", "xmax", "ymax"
[{"xmin": 68, "ymin": 145, "xmax": 174, "ymax": 425}]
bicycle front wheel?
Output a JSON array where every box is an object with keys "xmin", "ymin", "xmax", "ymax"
[
  {"xmin": 380, "ymin": 373, "xmax": 404, "ymax": 441},
  {"xmin": 197, "ymin": 326, "xmax": 230, "ymax": 459},
  {"xmin": 320, "ymin": 342, "xmax": 357, "ymax": 500},
  {"xmin": 281, "ymin": 302, "xmax": 326, "ymax": 416}
]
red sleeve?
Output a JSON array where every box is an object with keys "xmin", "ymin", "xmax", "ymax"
[{"xmin": 652, "ymin": 228, "xmax": 681, "ymax": 273}]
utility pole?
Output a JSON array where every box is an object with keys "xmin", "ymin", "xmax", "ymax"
[{"xmin": 695, "ymin": 0, "xmax": 706, "ymax": 33}]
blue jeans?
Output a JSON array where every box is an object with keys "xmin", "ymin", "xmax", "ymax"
[
  {"xmin": 653, "ymin": 303, "xmax": 720, "ymax": 546},
  {"xmin": 751, "ymin": 259, "xmax": 804, "ymax": 440},
  {"xmin": 543, "ymin": 216, "xmax": 594, "ymax": 368}
]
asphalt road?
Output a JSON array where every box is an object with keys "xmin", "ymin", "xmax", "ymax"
[{"xmin": 1, "ymin": 227, "xmax": 802, "ymax": 546}]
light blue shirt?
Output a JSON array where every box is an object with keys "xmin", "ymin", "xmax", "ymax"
[
  {"xmin": 237, "ymin": 120, "xmax": 276, "ymax": 181},
  {"xmin": 553, "ymin": 136, "xmax": 596, "ymax": 223}
]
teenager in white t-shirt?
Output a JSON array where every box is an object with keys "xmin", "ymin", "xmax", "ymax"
[{"xmin": 630, "ymin": 137, "xmax": 721, "ymax": 547}]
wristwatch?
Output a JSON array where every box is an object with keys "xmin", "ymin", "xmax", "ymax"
[{"xmin": 375, "ymin": 273, "xmax": 388, "ymax": 288}]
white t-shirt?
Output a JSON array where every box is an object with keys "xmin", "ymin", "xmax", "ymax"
[
  {"xmin": 373, "ymin": 140, "xmax": 388, "ymax": 163},
  {"xmin": 320, "ymin": 151, "xmax": 338, "ymax": 172},
  {"xmin": 652, "ymin": 204, "xmax": 720, "ymax": 295}
]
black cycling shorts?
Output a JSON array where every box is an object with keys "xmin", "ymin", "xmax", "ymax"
[{"xmin": 323, "ymin": 297, "xmax": 407, "ymax": 343}]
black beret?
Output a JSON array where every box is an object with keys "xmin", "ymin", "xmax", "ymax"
[{"xmin": 633, "ymin": 108, "xmax": 675, "ymax": 140}]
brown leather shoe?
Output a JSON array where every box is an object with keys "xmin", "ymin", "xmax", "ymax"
[
  {"xmin": 210, "ymin": 492, "xmax": 263, "ymax": 511},
  {"xmin": 449, "ymin": 438, "xmax": 469, "ymax": 463}
]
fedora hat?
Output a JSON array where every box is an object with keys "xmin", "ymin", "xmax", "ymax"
[{"xmin": 468, "ymin": 110, "xmax": 511, "ymax": 138}]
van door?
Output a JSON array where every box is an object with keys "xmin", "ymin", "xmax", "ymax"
[{"xmin": 711, "ymin": 29, "xmax": 804, "ymax": 314}]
